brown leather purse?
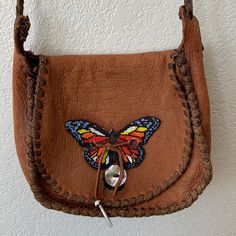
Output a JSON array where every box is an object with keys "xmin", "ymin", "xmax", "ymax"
[{"xmin": 13, "ymin": 0, "xmax": 212, "ymax": 224}]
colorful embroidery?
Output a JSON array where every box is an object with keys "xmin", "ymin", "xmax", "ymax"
[{"xmin": 65, "ymin": 116, "xmax": 160, "ymax": 169}]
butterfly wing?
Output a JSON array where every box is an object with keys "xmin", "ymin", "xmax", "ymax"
[
  {"xmin": 65, "ymin": 120, "xmax": 110, "ymax": 169},
  {"xmin": 119, "ymin": 144, "xmax": 144, "ymax": 169},
  {"xmin": 65, "ymin": 117, "xmax": 160, "ymax": 169},
  {"xmin": 116, "ymin": 116, "xmax": 160, "ymax": 169},
  {"xmin": 65, "ymin": 120, "xmax": 110, "ymax": 146},
  {"xmin": 84, "ymin": 145, "xmax": 111, "ymax": 169}
]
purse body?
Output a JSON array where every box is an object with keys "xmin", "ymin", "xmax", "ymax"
[{"xmin": 13, "ymin": 1, "xmax": 212, "ymax": 217}]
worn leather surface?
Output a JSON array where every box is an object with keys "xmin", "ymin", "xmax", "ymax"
[
  {"xmin": 133, "ymin": 9, "xmax": 211, "ymax": 210},
  {"xmin": 12, "ymin": 52, "xmax": 30, "ymax": 181},
  {"xmin": 13, "ymin": 6, "xmax": 211, "ymax": 212},
  {"xmin": 37, "ymin": 50, "xmax": 189, "ymax": 204}
]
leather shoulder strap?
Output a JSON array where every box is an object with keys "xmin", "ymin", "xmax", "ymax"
[
  {"xmin": 16, "ymin": 0, "xmax": 24, "ymax": 17},
  {"xmin": 178, "ymin": 4, "xmax": 203, "ymax": 52},
  {"xmin": 184, "ymin": 0, "xmax": 193, "ymax": 19}
]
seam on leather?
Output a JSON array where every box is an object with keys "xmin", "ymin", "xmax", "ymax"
[{"xmin": 26, "ymin": 52, "xmax": 196, "ymax": 212}]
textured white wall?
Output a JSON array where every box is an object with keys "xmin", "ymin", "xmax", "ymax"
[{"xmin": 0, "ymin": 0, "xmax": 236, "ymax": 235}]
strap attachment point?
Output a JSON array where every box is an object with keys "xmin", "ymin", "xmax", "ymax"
[
  {"xmin": 14, "ymin": 15, "xmax": 30, "ymax": 57},
  {"xmin": 184, "ymin": 0, "xmax": 193, "ymax": 19}
]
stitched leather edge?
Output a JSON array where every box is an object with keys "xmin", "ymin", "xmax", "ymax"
[
  {"xmin": 29, "ymin": 52, "xmax": 194, "ymax": 209},
  {"xmin": 15, "ymin": 0, "xmax": 212, "ymax": 216},
  {"xmin": 22, "ymin": 48, "xmax": 212, "ymax": 216}
]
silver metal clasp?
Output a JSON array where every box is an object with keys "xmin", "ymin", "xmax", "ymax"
[{"xmin": 95, "ymin": 200, "xmax": 113, "ymax": 228}]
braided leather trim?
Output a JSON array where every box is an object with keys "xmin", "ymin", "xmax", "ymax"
[
  {"xmin": 15, "ymin": 0, "xmax": 211, "ymax": 217},
  {"xmin": 21, "ymin": 48, "xmax": 208, "ymax": 217},
  {"xmin": 23, "ymin": 48, "xmax": 212, "ymax": 216},
  {"xmin": 27, "ymin": 53, "xmax": 194, "ymax": 209},
  {"xmin": 107, "ymin": 49, "xmax": 213, "ymax": 216}
]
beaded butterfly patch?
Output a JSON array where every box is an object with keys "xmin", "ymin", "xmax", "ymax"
[{"xmin": 65, "ymin": 116, "xmax": 161, "ymax": 170}]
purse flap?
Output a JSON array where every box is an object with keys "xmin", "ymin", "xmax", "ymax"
[{"xmin": 33, "ymin": 50, "xmax": 193, "ymax": 207}]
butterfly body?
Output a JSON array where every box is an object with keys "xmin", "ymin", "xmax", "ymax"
[
  {"xmin": 65, "ymin": 116, "xmax": 160, "ymax": 170},
  {"xmin": 108, "ymin": 130, "xmax": 119, "ymax": 145}
]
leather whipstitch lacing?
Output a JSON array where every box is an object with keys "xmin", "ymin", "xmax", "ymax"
[
  {"xmin": 172, "ymin": 49, "xmax": 212, "ymax": 168},
  {"xmin": 15, "ymin": 0, "xmax": 212, "ymax": 216},
  {"xmin": 24, "ymin": 53, "xmax": 194, "ymax": 212},
  {"xmin": 13, "ymin": 4, "xmax": 194, "ymax": 209},
  {"xmin": 23, "ymin": 48, "xmax": 212, "ymax": 217},
  {"xmin": 106, "ymin": 49, "xmax": 212, "ymax": 217}
]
